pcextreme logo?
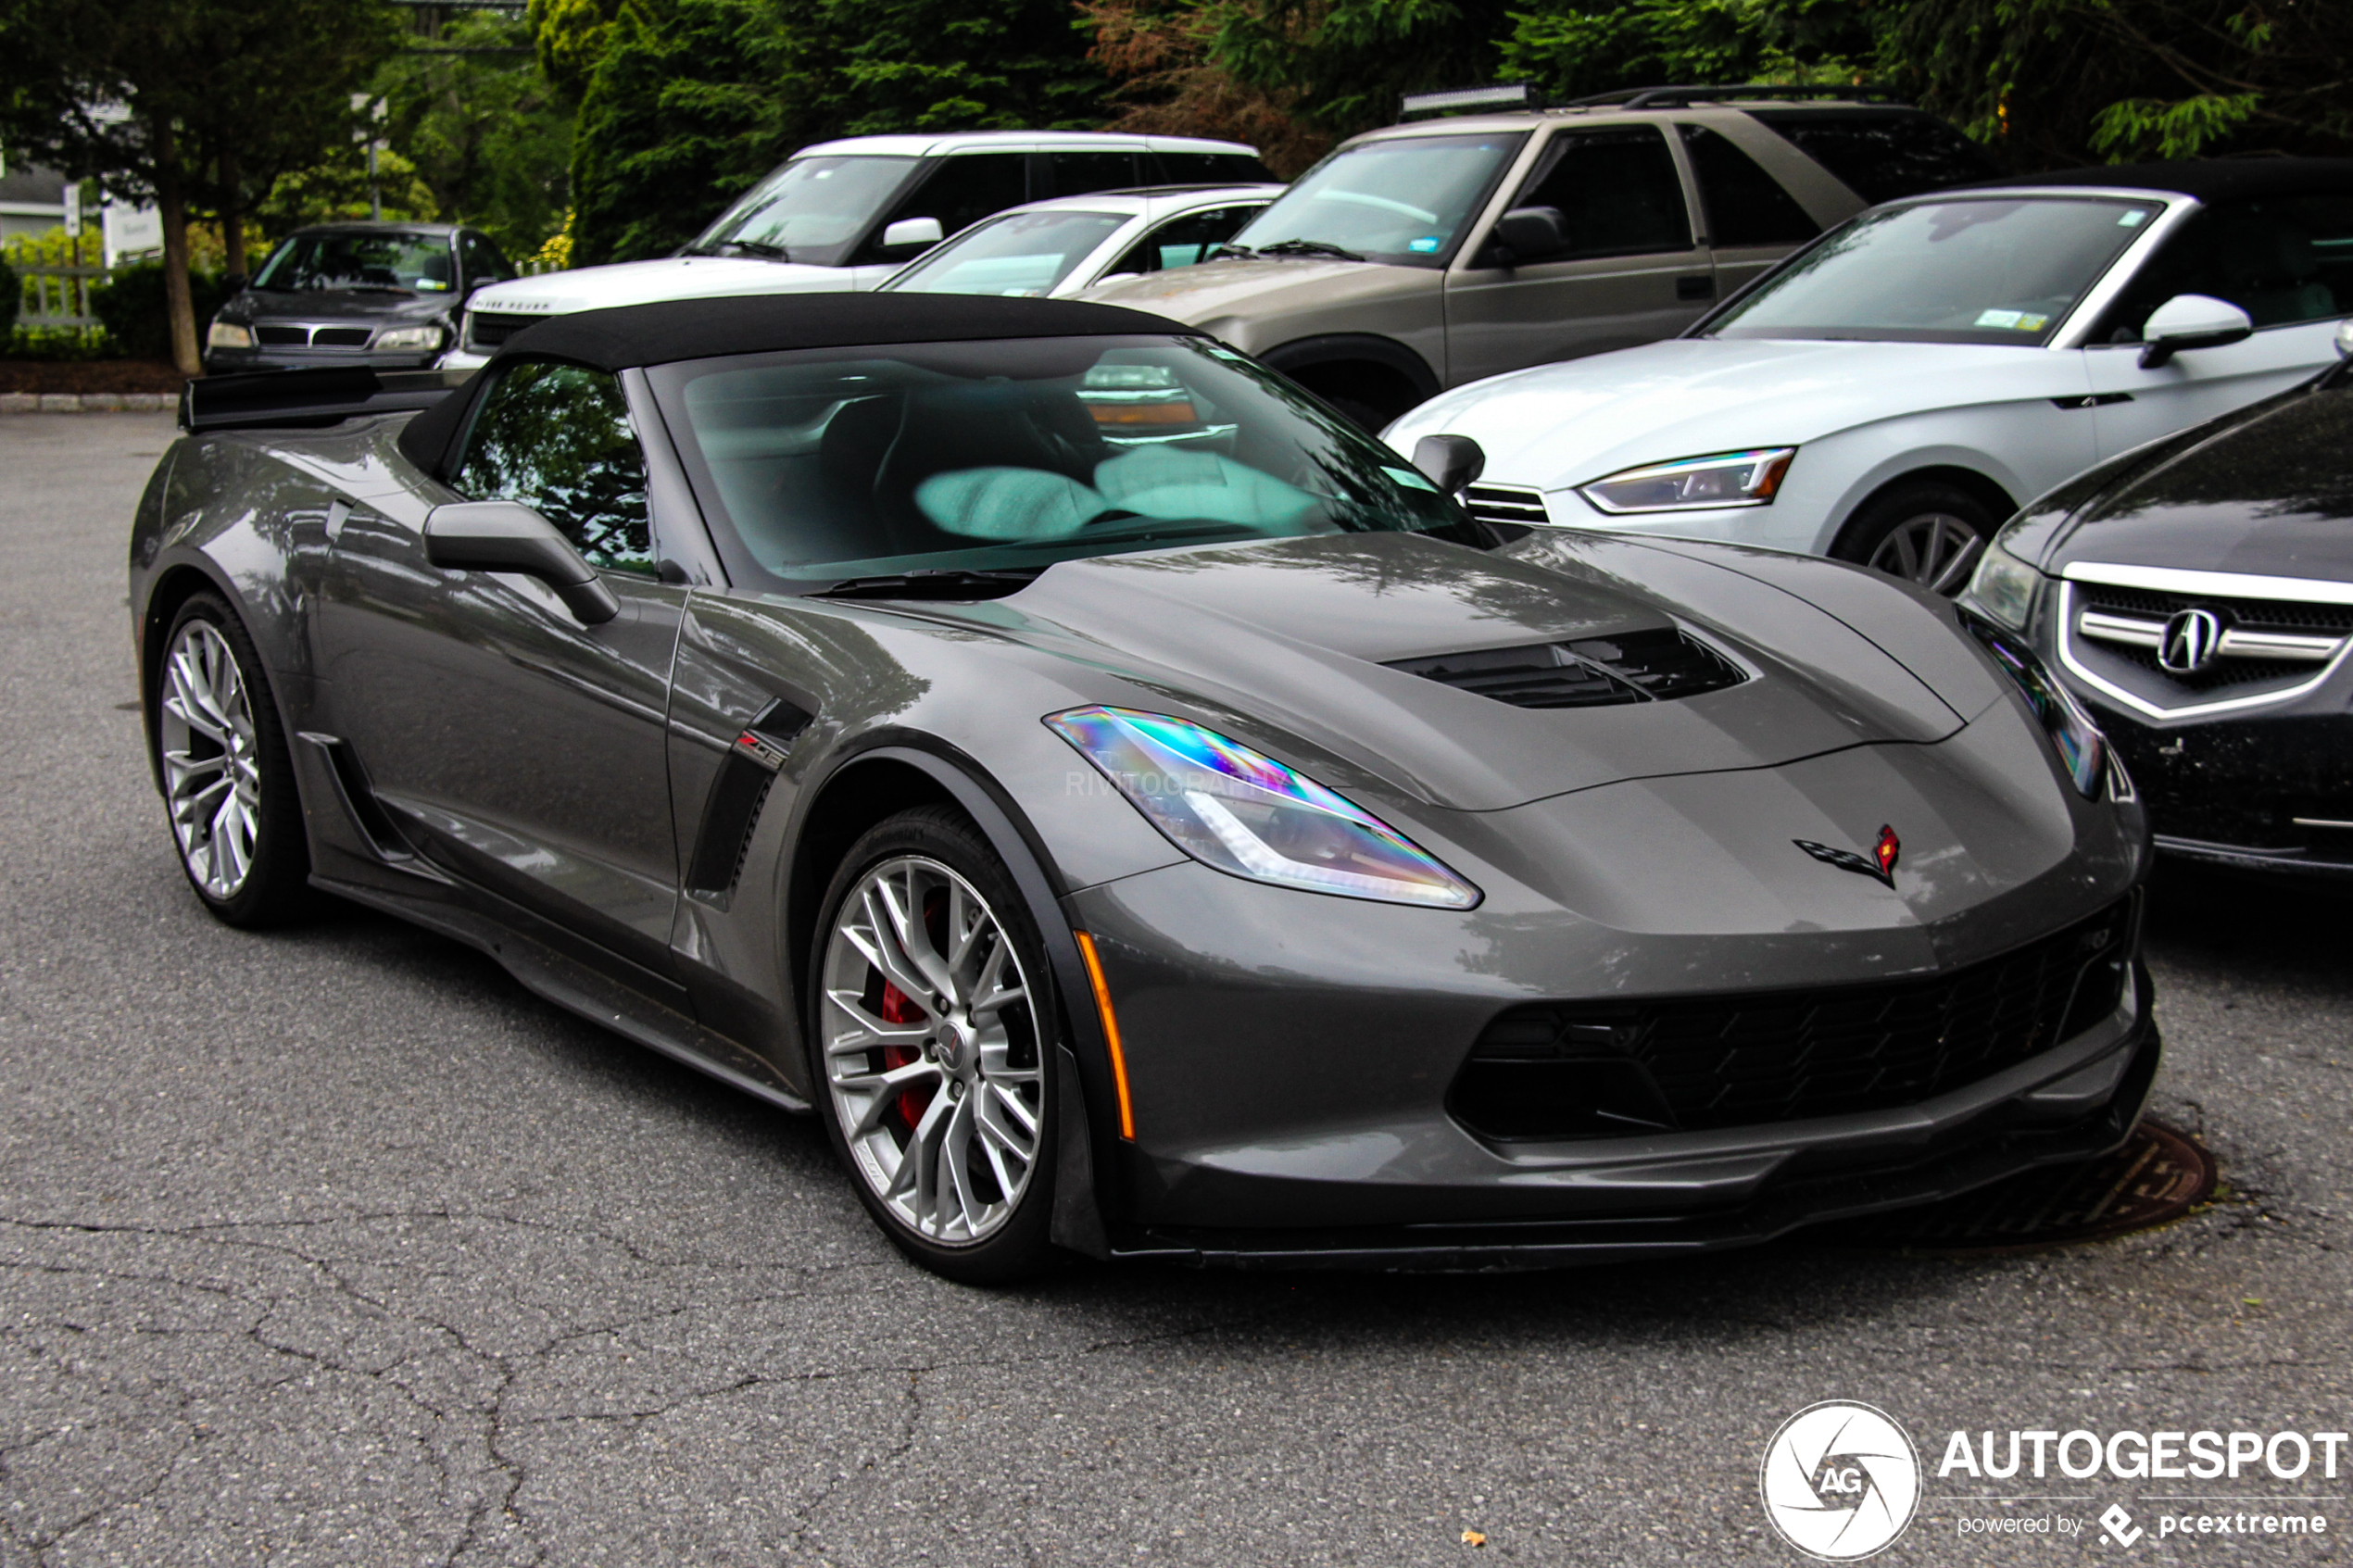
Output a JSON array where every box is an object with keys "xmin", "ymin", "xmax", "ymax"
[{"xmin": 1760, "ymin": 1401, "xmax": 1923, "ymax": 1560}]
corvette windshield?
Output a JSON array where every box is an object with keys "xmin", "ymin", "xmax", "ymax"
[
  {"xmin": 687, "ymin": 156, "xmax": 921, "ymax": 267},
  {"xmin": 656, "ymin": 335, "xmax": 1478, "ymax": 590},
  {"xmin": 1223, "ymin": 133, "xmax": 1524, "ymax": 268},
  {"xmin": 1707, "ymin": 196, "xmax": 2164, "ymax": 345}
]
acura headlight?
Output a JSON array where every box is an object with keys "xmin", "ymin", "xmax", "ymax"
[
  {"xmin": 373, "ymin": 324, "xmax": 447, "ymax": 351},
  {"xmin": 1578, "ymin": 447, "xmax": 1795, "ymax": 514},
  {"xmin": 1962, "ymin": 539, "xmax": 2043, "ymax": 631},
  {"xmin": 1965, "ymin": 618, "xmax": 2108, "ymax": 798},
  {"xmin": 1046, "ymin": 705, "xmax": 1481, "ymax": 909},
  {"xmin": 206, "ymin": 321, "xmax": 253, "ymax": 350}
]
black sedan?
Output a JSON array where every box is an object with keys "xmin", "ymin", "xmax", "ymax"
[
  {"xmin": 1963, "ymin": 322, "xmax": 2353, "ymax": 875},
  {"xmin": 203, "ymin": 222, "xmax": 517, "ymax": 372},
  {"xmin": 141, "ymin": 294, "xmax": 2155, "ymax": 1281}
]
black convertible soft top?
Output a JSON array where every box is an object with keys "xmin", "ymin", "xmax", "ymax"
[
  {"xmin": 1965, "ymin": 157, "xmax": 2353, "ymax": 202},
  {"xmin": 393, "ymin": 293, "xmax": 1197, "ymax": 477},
  {"xmin": 498, "ymin": 292, "xmax": 1195, "ymax": 373}
]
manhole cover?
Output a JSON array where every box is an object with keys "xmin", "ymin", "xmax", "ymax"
[{"xmin": 1852, "ymin": 1120, "xmax": 2217, "ymax": 1253}]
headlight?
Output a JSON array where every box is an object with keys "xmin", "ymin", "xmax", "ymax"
[
  {"xmin": 206, "ymin": 321, "xmax": 253, "ymax": 350},
  {"xmin": 1578, "ymin": 447, "xmax": 1795, "ymax": 514},
  {"xmin": 1046, "ymin": 705, "xmax": 1481, "ymax": 909},
  {"xmin": 1961, "ymin": 540, "xmax": 2043, "ymax": 630},
  {"xmin": 373, "ymin": 324, "xmax": 446, "ymax": 351},
  {"xmin": 1964, "ymin": 618, "xmax": 2108, "ymax": 798}
]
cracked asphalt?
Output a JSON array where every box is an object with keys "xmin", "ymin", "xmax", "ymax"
[{"xmin": 2, "ymin": 412, "xmax": 2347, "ymax": 1566}]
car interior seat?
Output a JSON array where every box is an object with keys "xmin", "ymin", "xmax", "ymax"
[{"xmin": 870, "ymin": 382, "xmax": 1106, "ymax": 550}]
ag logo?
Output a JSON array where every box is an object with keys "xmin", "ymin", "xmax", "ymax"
[
  {"xmin": 2158, "ymin": 607, "xmax": 2223, "ymax": 673},
  {"xmin": 1759, "ymin": 1400, "xmax": 1920, "ymax": 1560}
]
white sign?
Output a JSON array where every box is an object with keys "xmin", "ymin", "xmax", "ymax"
[{"xmin": 101, "ymin": 198, "xmax": 162, "ymax": 267}]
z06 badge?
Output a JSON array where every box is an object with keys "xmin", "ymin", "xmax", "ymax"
[{"xmin": 1793, "ymin": 824, "xmax": 1901, "ymax": 887}]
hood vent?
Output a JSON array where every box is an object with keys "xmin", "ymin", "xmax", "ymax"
[{"xmin": 1388, "ymin": 627, "xmax": 1746, "ymax": 709}]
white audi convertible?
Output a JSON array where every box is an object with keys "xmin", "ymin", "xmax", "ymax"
[{"xmin": 1388, "ymin": 159, "xmax": 2353, "ymax": 592}]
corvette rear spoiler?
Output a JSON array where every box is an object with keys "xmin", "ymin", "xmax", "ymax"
[{"xmin": 180, "ymin": 366, "xmax": 475, "ymax": 434}]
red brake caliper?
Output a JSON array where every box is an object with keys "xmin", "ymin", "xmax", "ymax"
[{"xmin": 877, "ymin": 981, "xmax": 932, "ymax": 1131}]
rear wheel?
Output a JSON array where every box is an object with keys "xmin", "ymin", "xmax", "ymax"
[
  {"xmin": 810, "ymin": 806, "xmax": 1057, "ymax": 1284},
  {"xmin": 153, "ymin": 593, "xmax": 311, "ymax": 926},
  {"xmin": 1832, "ymin": 481, "xmax": 1997, "ymax": 596}
]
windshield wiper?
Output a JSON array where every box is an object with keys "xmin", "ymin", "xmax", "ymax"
[
  {"xmin": 709, "ymin": 238, "xmax": 793, "ymax": 261},
  {"xmin": 1208, "ymin": 243, "xmax": 1254, "ymax": 259},
  {"xmin": 1254, "ymin": 238, "xmax": 1365, "ymax": 262},
  {"xmin": 810, "ymin": 567, "xmax": 1046, "ymax": 600}
]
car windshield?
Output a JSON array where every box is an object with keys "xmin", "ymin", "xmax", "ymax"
[
  {"xmin": 252, "ymin": 232, "xmax": 454, "ymax": 294},
  {"xmin": 688, "ymin": 156, "xmax": 922, "ymax": 268},
  {"xmin": 1707, "ymin": 196, "xmax": 2165, "ymax": 345},
  {"xmin": 1224, "ymin": 133, "xmax": 1525, "ymax": 268},
  {"xmin": 654, "ymin": 334, "xmax": 1479, "ymax": 591},
  {"xmin": 882, "ymin": 210, "xmax": 1131, "ymax": 296}
]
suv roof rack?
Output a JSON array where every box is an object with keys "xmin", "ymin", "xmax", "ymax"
[
  {"xmin": 1400, "ymin": 83, "xmax": 1543, "ymax": 120},
  {"xmin": 1567, "ymin": 83, "xmax": 1910, "ymax": 109}
]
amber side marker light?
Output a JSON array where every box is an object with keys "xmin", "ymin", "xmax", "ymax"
[{"xmin": 1073, "ymin": 931, "xmax": 1136, "ymax": 1139}]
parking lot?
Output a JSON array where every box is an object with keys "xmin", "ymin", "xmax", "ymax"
[{"xmin": 1, "ymin": 410, "xmax": 2347, "ymax": 1565}]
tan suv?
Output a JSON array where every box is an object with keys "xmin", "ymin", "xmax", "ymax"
[{"xmin": 1083, "ymin": 86, "xmax": 1996, "ymax": 427}]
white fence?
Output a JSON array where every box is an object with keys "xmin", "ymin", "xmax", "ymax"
[{"xmin": 14, "ymin": 262, "xmax": 105, "ymax": 330}]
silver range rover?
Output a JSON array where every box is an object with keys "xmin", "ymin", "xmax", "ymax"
[{"xmin": 1083, "ymin": 85, "xmax": 1997, "ymax": 428}]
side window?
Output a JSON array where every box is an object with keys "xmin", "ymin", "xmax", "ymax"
[
  {"xmin": 1747, "ymin": 111, "xmax": 1998, "ymax": 205},
  {"xmin": 1047, "ymin": 150, "xmax": 1141, "ymax": 198},
  {"xmin": 1105, "ymin": 205, "xmax": 1262, "ymax": 277},
  {"xmin": 864, "ymin": 154, "xmax": 1030, "ymax": 259},
  {"xmin": 1678, "ymin": 126, "xmax": 1819, "ymax": 248},
  {"xmin": 451, "ymin": 361, "xmax": 656, "ymax": 576},
  {"xmin": 2095, "ymin": 196, "xmax": 2353, "ymax": 339},
  {"xmin": 1507, "ymin": 126, "xmax": 1692, "ymax": 259},
  {"xmin": 1154, "ymin": 151, "xmax": 1277, "ymax": 184},
  {"xmin": 460, "ymin": 232, "xmax": 514, "ymax": 286}
]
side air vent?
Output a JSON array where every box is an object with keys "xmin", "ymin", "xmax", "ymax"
[
  {"xmin": 1461, "ymin": 483, "xmax": 1550, "ymax": 529},
  {"xmin": 466, "ymin": 311, "xmax": 538, "ymax": 352},
  {"xmin": 1388, "ymin": 627, "xmax": 1746, "ymax": 709},
  {"xmin": 685, "ymin": 697, "xmax": 814, "ymax": 898}
]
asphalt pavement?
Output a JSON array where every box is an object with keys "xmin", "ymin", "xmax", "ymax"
[{"xmin": 1, "ymin": 412, "xmax": 2346, "ymax": 1567}]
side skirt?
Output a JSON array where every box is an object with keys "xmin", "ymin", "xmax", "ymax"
[{"xmin": 313, "ymin": 872, "xmax": 812, "ymax": 1115}]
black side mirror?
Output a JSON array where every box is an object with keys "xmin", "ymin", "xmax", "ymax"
[
  {"xmin": 1491, "ymin": 207, "xmax": 1568, "ymax": 266},
  {"xmin": 1413, "ymin": 433, "xmax": 1485, "ymax": 497},
  {"xmin": 221, "ymin": 272, "xmax": 248, "ymax": 294},
  {"xmin": 424, "ymin": 500, "xmax": 620, "ymax": 624}
]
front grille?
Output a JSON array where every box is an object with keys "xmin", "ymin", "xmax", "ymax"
[
  {"xmin": 466, "ymin": 311, "xmax": 537, "ymax": 351},
  {"xmin": 311, "ymin": 326, "xmax": 373, "ymax": 347},
  {"xmin": 1389, "ymin": 627, "xmax": 1747, "ymax": 709},
  {"xmin": 1462, "ymin": 483, "xmax": 1550, "ymax": 529},
  {"xmin": 255, "ymin": 325, "xmax": 309, "ymax": 345},
  {"xmin": 1452, "ymin": 897, "xmax": 2136, "ymax": 1140},
  {"xmin": 2070, "ymin": 581, "xmax": 2352, "ymax": 696}
]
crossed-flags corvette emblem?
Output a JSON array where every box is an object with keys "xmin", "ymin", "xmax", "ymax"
[{"xmin": 1793, "ymin": 824, "xmax": 1902, "ymax": 888}]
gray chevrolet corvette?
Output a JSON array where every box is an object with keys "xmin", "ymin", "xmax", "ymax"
[{"xmin": 132, "ymin": 294, "xmax": 2158, "ymax": 1281}]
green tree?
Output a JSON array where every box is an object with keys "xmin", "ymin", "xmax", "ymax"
[
  {"xmin": 0, "ymin": 0, "xmax": 396, "ymax": 372},
  {"xmin": 379, "ymin": 8, "xmax": 577, "ymax": 256},
  {"xmin": 531, "ymin": 0, "xmax": 628, "ymax": 101}
]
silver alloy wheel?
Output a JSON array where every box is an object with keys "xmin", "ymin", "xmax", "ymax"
[
  {"xmin": 820, "ymin": 855, "xmax": 1043, "ymax": 1245},
  {"xmin": 158, "ymin": 621, "xmax": 262, "ymax": 901},
  {"xmin": 1867, "ymin": 510, "xmax": 1984, "ymax": 595}
]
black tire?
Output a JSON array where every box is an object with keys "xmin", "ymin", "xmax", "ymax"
[
  {"xmin": 151, "ymin": 592, "xmax": 313, "ymax": 927},
  {"xmin": 1831, "ymin": 480, "xmax": 2000, "ymax": 596},
  {"xmin": 808, "ymin": 805, "xmax": 1060, "ymax": 1285}
]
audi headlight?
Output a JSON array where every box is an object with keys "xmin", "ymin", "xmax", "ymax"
[
  {"xmin": 206, "ymin": 321, "xmax": 253, "ymax": 350},
  {"xmin": 373, "ymin": 324, "xmax": 447, "ymax": 351},
  {"xmin": 1046, "ymin": 705, "xmax": 1481, "ymax": 909},
  {"xmin": 1578, "ymin": 447, "xmax": 1795, "ymax": 515},
  {"xmin": 1965, "ymin": 618, "xmax": 2108, "ymax": 798},
  {"xmin": 1962, "ymin": 539, "xmax": 2044, "ymax": 631}
]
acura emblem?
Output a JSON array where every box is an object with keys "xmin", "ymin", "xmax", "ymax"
[
  {"xmin": 1793, "ymin": 824, "xmax": 1902, "ymax": 888},
  {"xmin": 2158, "ymin": 608, "xmax": 2223, "ymax": 673}
]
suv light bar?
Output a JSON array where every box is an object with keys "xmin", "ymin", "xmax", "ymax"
[{"xmin": 1400, "ymin": 83, "xmax": 1541, "ymax": 119}]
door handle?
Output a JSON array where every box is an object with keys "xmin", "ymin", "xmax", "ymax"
[{"xmin": 1677, "ymin": 274, "xmax": 1715, "ymax": 301}]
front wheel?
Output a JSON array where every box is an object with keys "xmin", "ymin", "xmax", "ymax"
[
  {"xmin": 152, "ymin": 593, "xmax": 312, "ymax": 926},
  {"xmin": 1831, "ymin": 481, "xmax": 1997, "ymax": 596},
  {"xmin": 810, "ymin": 806, "xmax": 1058, "ymax": 1284}
]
